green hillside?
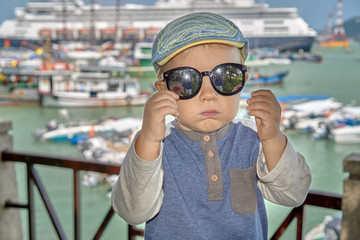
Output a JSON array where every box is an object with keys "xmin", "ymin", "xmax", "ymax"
[{"xmin": 344, "ymin": 17, "xmax": 360, "ymax": 42}]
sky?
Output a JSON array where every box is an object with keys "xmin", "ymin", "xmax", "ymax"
[{"xmin": 0, "ymin": 0, "xmax": 359, "ymax": 31}]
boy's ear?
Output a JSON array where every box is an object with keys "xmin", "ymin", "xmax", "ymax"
[
  {"xmin": 244, "ymin": 73, "xmax": 250, "ymax": 83},
  {"xmin": 155, "ymin": 80, "xmax": 167, "ymax": 91}
]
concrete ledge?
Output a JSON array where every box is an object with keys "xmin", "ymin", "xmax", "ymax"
[
  {"xmin": 341, "ymin": 153, "xmax": 360, "ymax": 240},
  {"xmin": 0, "ymin": 120, "xmax": 12, "ymax": 134},
  {"xmin": 344, "ymin": 153, "xmax": 360, "ymax": 179},
  {"xmin": 0, "ymin": 119, "xmax": 22, "ymax": 239}
]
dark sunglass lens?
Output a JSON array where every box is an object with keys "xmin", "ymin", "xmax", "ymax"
[
  {"xmin": 167, "ymin": 69, "xmax": 200, "ymax": 98},
  {"xmin": 213, "ymin": 64, "xmax": 244, "ymax": 94}
]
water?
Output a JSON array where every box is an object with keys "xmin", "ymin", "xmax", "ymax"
[{"xmin": 1, "ymin": 45, "xmax": 360, "ymax": 239}]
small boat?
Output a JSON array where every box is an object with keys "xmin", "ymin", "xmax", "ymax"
[
  {"xmin": 330, "ymin": 125, "xmax": 360, "ymax": 143},
  {"xmin": 38, "ymin": 71, "xmax": 152, "ymax": 107},
  {"xmin": 79, "ymin": 132, "xmax": 132, "ymax": 187},
  {"xmin": 248, "ymin": 70, "xmax": 289, "ymax": 86},
  {"xmin": 246, "ymin": 48, "xmax": 293, "ymax": 67},
  {"xmin": 80, "ymin": 136, "xmax": 129, "ymax": 162},
  {"xmin": 34, "ymin": 116, "xmax": 142, "ymax": 141},
  {"xmin": 289, "ymin": 52, "xmax": 323, "ymax": 62},
  {"xmin": 281, "ymin": 98, "xmax": 343, "ymax": 132},
  {"xmin": 125, "ymin": 42, "xmax": 156, "ymax": 78},
  {"xmin": 0, "ymin": 67, "xmax": 42, "ymax": 102},
  {"xmin": 280, "ymin": 98, "xmax": 360, "ymax": 143}
]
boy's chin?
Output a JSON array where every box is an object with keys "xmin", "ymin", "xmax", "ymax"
[{"xmin": 178, "ymin": 119, "xmax": 228, "ymax": 133}]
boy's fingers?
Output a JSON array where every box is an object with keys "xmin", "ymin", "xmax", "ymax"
[
  {"xmin": 154, "ymin": 105, "xmax": 179, "ymax": 118},
  {"xmin": 251, "ymin": 89, "xmax": 275, "ymax": 97},
  {"xmin": 155, "ymin": 90, "xmax": 179, "ymax": 100},
  {"xmin": 247, "ymin": 94, "xmax": 276, "ymax": 104},
  {"xmin": 143, "ymin": 91, "xmax": 179, "ymax": 127},
  {"xmin": 152, "ymin": 98, "xmax": 178, "ymax": 110}
]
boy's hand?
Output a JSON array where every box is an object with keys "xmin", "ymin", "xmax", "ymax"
[
  {"xmin": 246, "ymin": 89, "xmax": 282, "ymax": 142},
  {"xmin": 141, "ymin": 91, "xmax": 179, "ymax": 143},
  {"xmin": 246, "ymin": 89, "xmax": 286, "ymax": 171},
  {"xmin": 135, "ymin": 91, "xmax": 179, "ymax": 161}
]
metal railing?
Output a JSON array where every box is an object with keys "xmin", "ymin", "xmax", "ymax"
[
  {"xmin": 2, "ymin": 149, "xmax": 342, "ymax": 240},
  {"xmin": 270, "ymin": 190, "xmax": 342, "ymax": 239},
  {"xmin": 2, "ymin": 150, "xmax": 143, "ymax": 240}
]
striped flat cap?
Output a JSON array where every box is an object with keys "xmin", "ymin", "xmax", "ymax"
[{"xmin": 152, "ymin": 12, "xmax": 248, "ymax": 72}]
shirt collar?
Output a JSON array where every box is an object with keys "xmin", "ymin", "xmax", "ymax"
[{"xmin": 172, "ymin": 120, "xmax": 231, "ymax": 142}]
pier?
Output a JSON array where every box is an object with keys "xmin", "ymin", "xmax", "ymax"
[{"xmin": 1, "ymin": 119, "xmax": 360, "ymax": 239}]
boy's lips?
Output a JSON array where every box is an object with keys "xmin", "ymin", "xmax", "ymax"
[{"xmin": 201, "ymin": 110, "xmax": 219, "ymax": 117}]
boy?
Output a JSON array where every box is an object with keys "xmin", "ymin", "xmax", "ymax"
[{"xmin": 111, "ymin": 12, "xmax": 311, "ymax": 239}]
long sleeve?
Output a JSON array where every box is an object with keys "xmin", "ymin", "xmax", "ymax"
[
  {"xmin": 111, "ymin": 133, "xmax": 164, "ymax": 225},
  {"xmin": 256, "ymin": 138, "xmax": 312, "ymax": 207}
]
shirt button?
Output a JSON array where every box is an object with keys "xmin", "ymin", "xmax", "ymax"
[
  {"xmin": 211, "ymin": 174, "xmax": 218, "ymax": 182},
  {"xmin": 203, "ymin": 135, "xmax": 210, "ymax": 142},
  {"xmin": 208, "ymin": 151, "xmax": 214, "ymax": 157}
]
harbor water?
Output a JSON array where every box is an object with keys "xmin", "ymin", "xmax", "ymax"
[{"xmin": 1, "ymin": 45, "xmax": 360, "ymax": 239}]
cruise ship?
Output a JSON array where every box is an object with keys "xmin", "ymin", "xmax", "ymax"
[{"xmin": 0, "ymin": 0, "xmax": 317, "ymax": 52}]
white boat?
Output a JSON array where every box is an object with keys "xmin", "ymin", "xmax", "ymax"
[
  {"xmin": 283, "ymin": 98, "xmax": 343, "ymax": 119},
  {"xmin": 330, "ymin": 125, "xmax": 360, "ymax": 143},
  {"xmin": 35, "ymin": 116, "xmax": 142, "ymax": 141},
  {"xmin": 281, "ymin": 98, "xmax": 340, "ymax": 131},
  {"xmin": 38, "ymin": 71, "xmax": 151, "ymax": 107},
  {"xmin": 0, "ymin": 0, "xmax": 316, "ymax": 52}
]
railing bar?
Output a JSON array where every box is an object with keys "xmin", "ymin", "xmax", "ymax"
[
  {"xmin": 295, "ymin": 206, "xmax": 304, "ymax": 240},
  {"xmin": 74, "ymin": 170, "xmax": 81, "ymax": 240},
  {"xmin": 2, "ymin": 150, "xmax": 120, "ymax": 174},
  {"xmin": 28, "ymin": 164, "xmax": 35, "ymax": 240},
  {"xmin": 5, "ymin": 200, "xmax": 28, "ymax": 209},
  {"xmin": 93, "ymin": 206, "xmax": 115, "ymax": 240},
  {"xmin": 128, "ymin": 225, "xmax": 133, "ymax": 240},
  {"xmin": 131, "ymin": 227, "xmax": 145, "ymax": 237},
  {"xmin": 128, "ymin": 225, "xmax": 145, "ymax": 240},
  {"xmin": 270, "ymin": 208, "xmax": 296, "ymax": 240},
  {"xmin": 304, "ymin": 191, "xmax": 342, "ymax": 210},
  {"xmin": 30, "ymin": 165, "xmax": 67, "ymax": 240},
  {"xmin": 271, "ymin": 190, "xmax": 342, "ymax": 239}
]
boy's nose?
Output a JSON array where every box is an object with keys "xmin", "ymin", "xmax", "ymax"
[{"xmin": 199, "ymin": 77, "xmax": 218, "ymax": 101}]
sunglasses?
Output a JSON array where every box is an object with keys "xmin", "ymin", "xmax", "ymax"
[{"xmin": 160, "ymin": 63, "xmax": 247, "ymax": 99}]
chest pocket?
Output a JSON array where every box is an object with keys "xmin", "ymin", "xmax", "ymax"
[{"xmin": 230, "ymin": 165, "xmax": 257, "ymax": 215}]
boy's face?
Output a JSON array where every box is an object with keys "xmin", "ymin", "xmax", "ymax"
[{"xmin": 157, "ymin": 44, "xmax": 245, "ymax": 133}]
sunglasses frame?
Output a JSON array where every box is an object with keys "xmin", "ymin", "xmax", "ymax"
[{"xmin": 160, "ymin": 63, "xmax": 247, "ymax": 99}]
